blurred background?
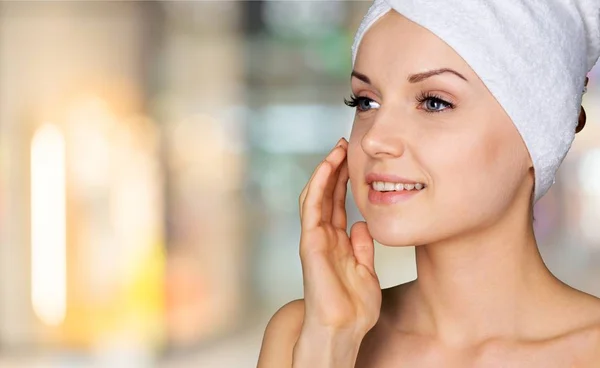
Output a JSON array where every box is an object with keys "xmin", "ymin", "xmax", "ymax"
[{"xmin": 0, "ymin": 1, "xmax": 598, "ymax": 367}]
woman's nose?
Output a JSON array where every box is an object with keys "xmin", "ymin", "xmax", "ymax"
[{"xmin": 360, "ymin": 117, "xmax": 406, "ymax": 159}]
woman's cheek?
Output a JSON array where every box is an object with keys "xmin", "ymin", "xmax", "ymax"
[
  {"xmin": 347, "ymin": 123, "xmax": 362, "ymax": 168},
  {"xmin": 347, "ymin": 145, "xmax": 361, "ymax": 188},
  {"xmin": 346, "ymin": 133, "xmax": 366, "ymax": 208}
]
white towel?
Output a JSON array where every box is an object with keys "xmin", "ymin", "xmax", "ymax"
[{"xmin": 351, "ymin": 0, "xmax": 600, "ymax": 204}]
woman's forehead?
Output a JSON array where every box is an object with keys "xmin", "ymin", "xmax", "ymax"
[{"xmin": 355, "ymin": 11, "xmax": 475, "ymax": 81}]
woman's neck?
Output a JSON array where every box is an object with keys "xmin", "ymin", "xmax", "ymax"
[{"xmin": 394, "ymin": 208, "xmax": 571, "ymax": 347}]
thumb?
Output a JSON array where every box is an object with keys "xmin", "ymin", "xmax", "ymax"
[{"xmin": 350, "ymin": 221, "xmax": 375, "ymax": 277}]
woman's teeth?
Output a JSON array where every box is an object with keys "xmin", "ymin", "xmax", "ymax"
[{"xmin": 371, "ymin": 181, "xmax": 426, "ymax": 192}]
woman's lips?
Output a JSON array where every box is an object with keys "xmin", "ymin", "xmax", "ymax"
[
  {"xmin": 365, "ymin": 172, "xmax": 422, "ymax": 185},
  {"xmin": 368, "ymin": 186, "xmax": 423, "ymax": 205}
]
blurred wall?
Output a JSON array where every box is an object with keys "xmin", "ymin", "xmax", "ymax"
[{"xmin": 0, "ymin": 0, "xmax": 153, "ymax": 349}]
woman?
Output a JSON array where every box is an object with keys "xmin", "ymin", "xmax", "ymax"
[{"xmin": 257, "ymin": 2, "xmax": 600, "ymax": 366}]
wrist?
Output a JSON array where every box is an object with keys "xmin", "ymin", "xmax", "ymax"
[{"xmin": 292, "ymin": 326, "xmax": 364, "ymax": 367}]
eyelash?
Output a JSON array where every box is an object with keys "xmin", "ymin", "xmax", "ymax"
[
  {"xmin": 415, "ymin": 91, "xmax": 455, "ymax": 113},
  {"xmin": 344, "ymin": 92, "xmax": 455, "ymax": 114}
]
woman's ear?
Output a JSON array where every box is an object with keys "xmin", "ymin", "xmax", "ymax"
[
  {"xmin": 576, "ymin": 106, "xmax": 586, "ymax": 134},
  {"xmin": 576, "ymin": 76, "xmax": 589, "ymax": 134}
]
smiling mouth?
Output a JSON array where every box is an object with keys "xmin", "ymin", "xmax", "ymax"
[{"xmin": 370, "ymin": 181, "xmax": 427, "ymax": 192}]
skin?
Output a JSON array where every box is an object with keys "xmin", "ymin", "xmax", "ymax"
[{"xmin": 257, "ymin": 10, "xmax": 600, "ymax": 367}]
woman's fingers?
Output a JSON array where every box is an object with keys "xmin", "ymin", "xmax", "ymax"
[
  {"xmin": 298, "ymin": 138, "xmax": 347, "ymax": 222},
  {"xmin": 301, "ymin": 160, "xmax": 333, "ymax": 230},
  {"xmin": 350, "ymin": 221, "xmax": 376, "ymax": 277},
  {"xmin": 299, "ymin": 158, "xmax": 331, "ymax": 220},
  {"xmin": 298, "ymin": 161, "xmax": 323, "ymax": 220},
  {"xmin": 320, "ymin": 146, "xmax": 347, "ymax": 224},
  {"xmin": 331, "ymin": 158, "xmax": 349, "ymax": 230}
]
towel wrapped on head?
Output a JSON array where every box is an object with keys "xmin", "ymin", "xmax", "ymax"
[{"xmin": 351, "ymin": 0, "xmax": 600, "ymax": 204}]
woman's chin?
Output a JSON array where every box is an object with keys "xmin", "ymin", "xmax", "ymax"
[{"xmin": 366, "ymin": 221, "xmax": 424, "ymax": 247}]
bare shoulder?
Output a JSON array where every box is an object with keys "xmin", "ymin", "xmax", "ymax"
[
  {"xmin": 558, "ymin": 292, "xmax": 600, "ymax": 364},
  {"xmin": 581, "ymin": 299, "xmax": 600, "ymax": 362},
  {"xmin": 589, "ymin": 323, "xmax": 600, "ymax": 358},
  {"xmin": 574, "ymin": 320, "xmax": 600, "ymax": 365},
  {"xmin": 257, "ymin": 299, "xmax": 305, "ymax": 368}
]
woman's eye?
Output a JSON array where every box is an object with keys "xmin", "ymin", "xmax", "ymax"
[
  {"xmin": 344, "ymin": 95, "xmax": 381, "ymax": 112},
  {"xmin": 358, "ymin": 97, "xmax": 379, "ymax": 111},
  {"xmin": 425, "ymin": 98, "xmax": 445, "ymax": 110},
  {"xmin": 417, "ymin": 93, "xmax": 455, "ymax": 113}
]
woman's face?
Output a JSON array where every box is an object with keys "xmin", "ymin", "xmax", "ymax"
[{"xmin": 348, "ymin": 11, "xmax": 534, "ymax": 247}]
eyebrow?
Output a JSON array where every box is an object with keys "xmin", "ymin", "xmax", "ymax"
[{"xmin": 351, "ymin": 68, "xmax": 468, "ymax": 84}]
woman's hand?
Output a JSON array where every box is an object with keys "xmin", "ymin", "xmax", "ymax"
[{"xmin": 296, "ymin": 137, "xmax": 382, "ymax": 346}]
